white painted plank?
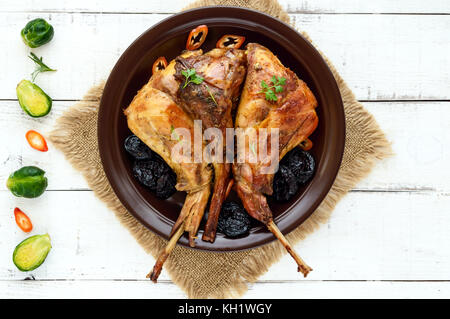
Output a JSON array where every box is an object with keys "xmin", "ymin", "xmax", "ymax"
[
  {"xmin": 0, "ymin": 13, "xmax": 448, "ymax": 101},
  {"xmin": 1, "ymin": 101, "xmax": 449, "ymax": 192},
  {"xmin": 1, "ymin": 280, "xmax": 449, "ymax": 299},
  {"xmin": 1, "ymin": 0, "xmax": 449, "ymax": 14},
  {"xmin": 279, "ymin": 0, "xmax": 450, "ymax": 14},
  {"xmin": 0, "ymin": 191, "xmax": 449, "ymax": 281},
  {"xmin": 0, "ymin": 101, "xmax": 89, "ymax": 191},
  {"xmin": 355, "ymin": 102, "xmax": 450, "ymax": 192}
]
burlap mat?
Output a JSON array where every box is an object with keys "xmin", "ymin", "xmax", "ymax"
[{"xmin": 49, "ymin": 0, "xmax": 391, "ymax": 298}]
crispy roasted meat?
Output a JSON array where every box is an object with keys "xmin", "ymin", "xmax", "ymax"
[
  {"xmin": 233, "ymin": 43, "xmax": 318, "ymax": 276},
  {"xmin": 124, "ymin": 52, "xmax": 212, "ymax": 282},
  {"xmin": 174, "ymin": 48, "xmax": 247, "ymax": 242}
]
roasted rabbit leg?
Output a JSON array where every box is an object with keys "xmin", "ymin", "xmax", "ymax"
[
  {"xmin": 174, "ymin": 48, "xmax": 247, "ymax": 242},
  {"xmin": 125, "ymin": 73, "xmax": 212, "ymax": 282},
  {"xmin": 233, "ymin": 43, "xmax": 318, "ymax": 276}
]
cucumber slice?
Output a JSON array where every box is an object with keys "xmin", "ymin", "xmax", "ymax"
[
  {"xmin": 16, "ymin": 80, "xmax": 52, "ymax": 117},
  {"xmin": 13, "ymin": 234, "xmax": 52, "ymax": 271}
]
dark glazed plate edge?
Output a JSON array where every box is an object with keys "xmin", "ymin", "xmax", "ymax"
[{"xmin": 98, "ymin": 6, "xmax": 346, "ymax": 252}]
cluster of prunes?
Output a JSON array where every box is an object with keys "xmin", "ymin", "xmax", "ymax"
[
  {"xmin": 125, "ymin": 135, "xmax": 315, "ymax": 237},
  {"xmin": 272, "ymin": 147, "xmax": 315, "ymax": 202},
  {"xmin": 124, "ymin": 135, "xmax": 177, "ymax": 199},
  {"xmin": 216, "ymin": 148, "xmax": 315, "ymax": 238}
]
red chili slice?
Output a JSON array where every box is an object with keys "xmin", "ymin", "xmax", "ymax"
[
  {"xmin": 25, "ymin": 130, "xmax": 48, "ymax": 152},
  {"xmin": 300, "ymin": 138, "xmax": 313, "ymax": 151},
  {"xmin": 152, "ymin": 57, "xmax": 168, "ymax": 74},
  {"xmin": 186, "ymin": 25, "xmax": 208, "ymax": 50},
  {"xmin": 14, "ymin": 207, "xmax": 33, "ymax": 233},
  {"xmin": 216, "ymin": 35, "xmax": 245, "ymax": 49}
]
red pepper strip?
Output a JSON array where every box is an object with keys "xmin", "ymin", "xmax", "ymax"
[
  {"xmin": 186, "ymin": 25, "xmax": 208, "ymax": 50},
  {"xmin": 14, "ymin": 207, "xmax": 33, "ymax": 233},
  {"xmin": 152, "ymin": 56, "xmax": 168, "ymax": 74},
  {"xmin": 300, "ymin": 138, "xmax": 313, "ymax": 151},
  {"xmin": 216, "ymin": 35, "xmax": 245, "ymax": 49},
  {"xmin": 25, "ymin": 130, "xmax": 48, "ymax": 152}
]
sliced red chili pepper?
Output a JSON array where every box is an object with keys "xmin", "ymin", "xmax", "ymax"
[
  {"xmin": 14, "ymin": 207, "xmax": 33, "ymax": 233},
  {"xmin": 300, "ymin": 138, "xmax": 313, "ymax": 151},
  {"xmin": 152, "ymin": 56, "xmax": 168, "ymax": 74},
  {"xmin": 186, "ymin": 25, "xmax": 208, "ymax": 50},
  {"xmin": 216, "ymin": 34, "xmax": 245, "ymax": 49},
  {"xmin": 25, "ymin": 130, "xmax": 48, "ymax": 152}
]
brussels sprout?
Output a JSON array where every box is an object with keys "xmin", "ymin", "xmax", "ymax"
[
  {"xmin": 21, "ymin": 18, "xmax": 54, "ymax": 48},
  {"xmin": 16, "ymin": 80, "xmax": 52, "ymax": 118},
  {"xmin": 6, "ymin": 166, "xmax": 48, "ymax": 198},
  {"xmin": 13, "ymin": 234, "xmax": 52, "ymax": 271}
]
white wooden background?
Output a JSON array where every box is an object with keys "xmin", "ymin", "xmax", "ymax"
[{"xmin": 0, "ymin": 0, "xmax": 449, "ymax": 299}]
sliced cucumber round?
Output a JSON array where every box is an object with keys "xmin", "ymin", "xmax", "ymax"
[
  {"xmin": 16, "ymin": 80, "xmax": 52, "ymax": 117},
  {"xmin": 13, "ymin": 234, "xmax": 52, "ymax": 271}
]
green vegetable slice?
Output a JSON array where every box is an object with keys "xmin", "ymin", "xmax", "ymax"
[
  {"xmin": 13, "ymin": 234, "xmax": 52, "ymax": 272},
  {"xmin": 21, "ymin": 18, "xmax": 54, "ymax": 48},
  {"xmin": 6, "ymin": 166, "xmax": 48, "ymax": 198},
  {"xmin": 16, "ymin": 80, "xmax": 52, "ymax": 118}
]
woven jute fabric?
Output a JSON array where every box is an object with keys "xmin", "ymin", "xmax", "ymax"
[{"xmin": 49, "ymin": 0, "xmax": 391, "ymax": 298}]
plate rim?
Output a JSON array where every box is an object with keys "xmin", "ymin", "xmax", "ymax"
[{"xmin": 98, "ymin": 6, "xmax": 346, "ymax": 252}]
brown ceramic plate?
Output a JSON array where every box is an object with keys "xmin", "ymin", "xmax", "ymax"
[{"xmin": 98, "ymin": 6, "xmax": 345, "ymax": 251}]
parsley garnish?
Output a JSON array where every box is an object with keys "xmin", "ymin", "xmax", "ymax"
[
  {"xmin": 258, "ymin": 75, "xmax": 286, "ymax": 102},
  {"xmin": 181, "ymin": 68, "xmax": 204, "ymax": 89},
  {"xmin": 29, "ymin": 52, "xmax": 56, "ymax": 82}
]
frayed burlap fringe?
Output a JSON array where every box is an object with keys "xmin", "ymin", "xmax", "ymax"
[{"xmin": 49, "ymin": 0, "xmax": 392, "ymax": 299}]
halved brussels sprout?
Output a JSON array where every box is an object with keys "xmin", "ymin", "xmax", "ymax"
[
  {"xmin": 7, "ymin": 166, "xmax": 48, "ymax": 198},
  {"xmin": 13, "ymin": 234, "xmax": 52, "ymax": 271},
  {"xmin": 16, "ymin": 80, "xmax": 52, "ymax": 118},
  {"xmin": 21, "ymin": 18, "xmax": 54, "ymax": 48}
]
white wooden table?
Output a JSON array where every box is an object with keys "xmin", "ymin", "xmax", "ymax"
[{"xmin": 1, "ymin": 0, "xmax": 449, "ymax": 299}]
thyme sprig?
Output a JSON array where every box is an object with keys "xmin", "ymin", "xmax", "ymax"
[{"xmin": 29, "ymin": 52, "xmax": 56, "ymax": 82}]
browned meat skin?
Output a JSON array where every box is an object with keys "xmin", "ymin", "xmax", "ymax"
[
  {"xmin": 124, "ymin": 52, "xmax": 212, "ymax": 282},
  {"xmin": 233, "ymin": 43, "xmax": 318, "ymax": 276},
  {"xmin": 174, "ymin": 48, "xmax": 247, "ymax": 243}
]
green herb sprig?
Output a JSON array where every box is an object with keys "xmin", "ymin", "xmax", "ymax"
[
  {"xmin": 170, "ymin": 125, "xmax": 181, "ymax": 141},
  {"xmin": 181, "ymin": 68, "xmax": 204, "ymax": 89},
  {"xmin": 206, "ymin": 86, "xmax": 218, "ymax": 106},
  {"xmin": 258, "ymin": 75, "xmax": 286, "ymax": 102},
  {"xmin": 29, "ymin": 52, "xmax": 56, "ymax": 82}
]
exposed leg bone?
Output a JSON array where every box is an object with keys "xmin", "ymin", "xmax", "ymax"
[
  {"xmin": 149, "ymin": 186, "xmax": 211, "ymax": 282},
  {"xmin": 147, "ymin": 222, "xmax": 185, "ymax": 283},
  {"xmin": 235, "ymin": 181, "xmax": 312, "ymax": 277},
  {"xmin": 267, "ymin": 220, "xmax": 312, "ymax": 277}
]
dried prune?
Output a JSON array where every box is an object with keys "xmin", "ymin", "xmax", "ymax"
[
  {"xmin": 272, "ymin": 165, "xmax": 299, "ymax": 202},
  {"xmin": 217, "ymin": 202, "xmax": 251, "ymax": 238},
  {"xmin": 272, "ymin": 148, "xmax": 315, "ymax": 202},
  {"xmin": 155, "ymin": 172, "xmax": 177, "ymax": 199},
  {"xmin": 132, "ymin": 159, "xmax": 168, "ymax": 190},
  {"xmin": 281, "ymin": 148, "xmax": 315, "ymax": 185},
  {"xmin": 132, "ymin": 158, "xmax": 177, "ymax": 199},
  {"xmin": 124, "ymin": 135, "xmax": 152, "ymax": 160}
]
